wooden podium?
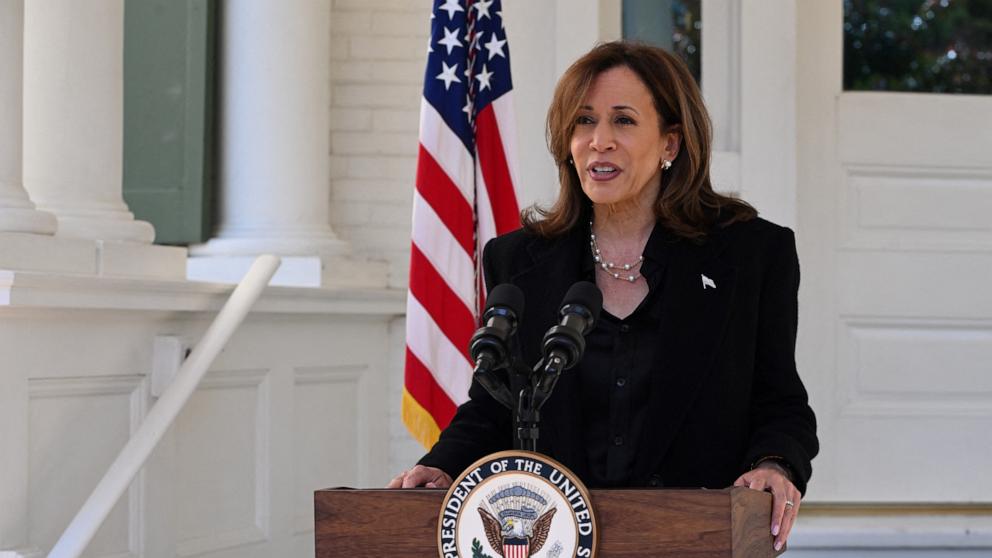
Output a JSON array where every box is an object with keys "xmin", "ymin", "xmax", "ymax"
[{"xmin": 314, "ymin": 487, "xmax": 784, "ymax": 557}]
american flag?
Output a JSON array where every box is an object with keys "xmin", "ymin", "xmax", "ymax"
[{"xmin": 403, "ymin": 0, "xmax": 521, "ymax": 449}]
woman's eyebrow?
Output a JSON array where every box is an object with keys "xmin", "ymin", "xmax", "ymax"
[
  {"xmin": 578, "ymin": 104, "xmax": 640, "ymax": 114},
  {"xmin": 612, "ymin": 105, "xmax": 639, "ymax": 114}
]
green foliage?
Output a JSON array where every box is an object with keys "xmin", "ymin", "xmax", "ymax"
[
  {"xmin": 844, "ymin": 0, "xmax": 992, "ymax": 94},
  {"xmin": 472, "ymin": 538, "xmax": 495, "ymax": 558}
]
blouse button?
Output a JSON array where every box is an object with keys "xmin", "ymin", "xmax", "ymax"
[
  {"xmin": 615, "ymin": 377, "xmax": 626, "ymax": 388},
  {"xmin": 613, "ymin": 436, "xmax": 624, "ymax": 446}
]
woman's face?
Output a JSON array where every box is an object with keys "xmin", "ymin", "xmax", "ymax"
[{"xmin": 569, "ymin": 66, "xmax": 677, "ymax": 210}]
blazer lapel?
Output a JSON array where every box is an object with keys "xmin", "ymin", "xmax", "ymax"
[{"xmin": 632, "ymin": 232, "xmax": 738, "ymax": 482}]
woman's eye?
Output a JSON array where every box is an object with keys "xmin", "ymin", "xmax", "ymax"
[
  {"xmin": 615, "ymin": 116, "xmax": 635, "ymax": 125},
  {"xmin": 576, "ymin": 115, "xmax": 594, "ymax": 125}
]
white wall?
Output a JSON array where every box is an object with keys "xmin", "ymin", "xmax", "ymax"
[
  {"xmin": 327, "ymin": 0, "xmax": 430, "ymax": 291},
  {"xmin": 0, "ymin": 277, "xmax": 402, "ymax": 557}
]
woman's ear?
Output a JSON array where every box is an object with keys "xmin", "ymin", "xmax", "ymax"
[{"xmin": 664, "ymin": 125, "xmax": 682, "ymax": 161}]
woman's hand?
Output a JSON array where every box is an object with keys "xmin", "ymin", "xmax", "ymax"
[
  {"xmin": 386, "ymin": 465, "xmax": 453, "ymax": 489},
  {"xmin": 733, "ymin": 462, "xmax": 801, "ymax": 552}
]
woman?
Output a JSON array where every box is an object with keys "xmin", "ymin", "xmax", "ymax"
[{"xmin": 389, "ymin": 41, "xmax": 818, "ymax": 551}]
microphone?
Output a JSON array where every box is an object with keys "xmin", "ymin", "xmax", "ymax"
[
  {"xmin": 469, "ymin": 284, "xmax": 524, "ymax": 409},
  {"xmin": 540, "ymin": 281, "xmax": 603, "ymax": 376}
]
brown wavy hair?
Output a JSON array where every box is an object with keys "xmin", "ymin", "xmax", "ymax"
[{"xmin": 523, "ymin": 41, "xmax": 756, "ymax": 240}]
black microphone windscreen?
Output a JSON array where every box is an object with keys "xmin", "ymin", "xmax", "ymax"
[
  {"xmin": 562, "ymin": 281, "xmax": 603, "ymax": 320},
  {"xmin": 487, "ymin": 283, "xmax": 525, "ymax": 318}
]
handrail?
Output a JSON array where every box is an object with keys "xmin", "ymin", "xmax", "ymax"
[{"xmin": 48, "ymin": 255, "xmax": 282, "ymax": 558}]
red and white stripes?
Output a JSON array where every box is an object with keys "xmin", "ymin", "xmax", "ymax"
[{"xmin": 403, "ymin": 92, "xmax": 520, "ymax": 448}]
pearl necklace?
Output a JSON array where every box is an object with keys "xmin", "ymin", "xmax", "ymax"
[{"xmin": 589, "ymin": 220, "xmax": 644, "ymax": 283}]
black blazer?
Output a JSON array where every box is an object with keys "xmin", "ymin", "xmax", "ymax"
[{"xmin": 419, "ymin": 217, "xmax": 819, "ymax": 494}]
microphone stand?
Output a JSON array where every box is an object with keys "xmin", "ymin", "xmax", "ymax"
[
  {"xmin": 474, "ymin": 355, "xmax": 566, "ymax": 454},
  {"xmin": 514, "ymin": 355, "xmax": 566, "ymax": 453}
]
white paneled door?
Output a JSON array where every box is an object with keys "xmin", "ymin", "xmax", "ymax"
[{"xmin": 797, "ymin": 1, "xmax": 992, "ymax": 508}]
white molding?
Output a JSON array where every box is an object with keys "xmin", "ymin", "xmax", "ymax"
[
  {"xmin": 175, "ymin": 525, "xmax": 266, "ymax": 558},
  {"xmin": 27, "ymin": 375, "xmax": 145, "ymax": 558},
  {"xmin": 702, "ymin": 0, "xmax": 742, "ymax": 154},
  {"xmin": 0, "ymin": 270, "xmax": 406, "ymax": 315},
  {"xmin": 291, "ymin": 365, "xmax": 368, "ymax": 535},
  {"xmin": 840, "ymin": 164, "xmax": 992, "ymax": 253},
  {"xmin": 791, "ymin": 507, "xmax": 992, "ymax": 550},
  {"xmin": 27, "ymin": 375, "xmax": 144, "ymax": 399},
  {"xmin": 176, "ymin": 368, "xmax": 271, "ymax": 557},
  {"xmin": 837, "ymin": 317, "xmax": 992, "ymax": 417},
  {"xmin": 711, "ymin": 151, "xmax": 742, "ymax": 194},
  {"xmin": 128, "ymin": 378, "xmax": 148, "ymax": 558}
]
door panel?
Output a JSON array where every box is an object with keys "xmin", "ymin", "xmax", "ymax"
[{"xmin": 799, "ymin": 2, "xmax": 992, "ymax": 503}]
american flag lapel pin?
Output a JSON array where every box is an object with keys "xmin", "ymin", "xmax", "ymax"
[{"xmin": 701, "ymin": 274, "xmax": 716, "ymax": 290}]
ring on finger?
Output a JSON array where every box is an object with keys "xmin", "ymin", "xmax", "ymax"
[{"xmin": 784, "ymin": 500, "xmax": 795, "ymax": 508}]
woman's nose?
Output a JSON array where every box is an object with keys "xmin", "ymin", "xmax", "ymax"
[{"xmin": 589, "ymin": 122, "xmax": 616, "ymax": 152}]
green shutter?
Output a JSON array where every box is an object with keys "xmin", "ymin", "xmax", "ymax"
[{"xmin": 123, "ymin": 0, "xmax": 215, "ymax": 245}]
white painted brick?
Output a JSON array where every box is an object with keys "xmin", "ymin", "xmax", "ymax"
[
  {"xmin": 332, "ymin": 84, "xmax": 421, "ymax": 108},
  {"xmin": 327, "ymin": 0, "xmax": 430, "ymax": 302},
  {"xmin": 370, "ymin": 202, "xmax": 413, "ymax": 226},
  {"xmin": 386, "ymin": 251, "xmax": 411, "ymax": 290},
  {"xmin": 335, "ymin": 225, "xmax": 409, "ymax": 254},
  {"xmin": 367, "ymin": 60, "xmax": 428, "ymax": 84},
  {"xmin": 371, "ymin": 11, "xmax": 432, "ymax": 36},
  {"xmin": 373, "ymin": 108, "xmax": 420, "ymax": 132},
  {"xmin": 329, "ymin": 36, "xmax": 349, "ymax": 60},
  {"xmin": 331, "ymin": 61, "xmax": 374, "ymax": 82},
  {"xmin": 347, "ymin": 155, "xmax": 417, "ymax": 180},
  {"xmin": 329, "ymin": 155, "xmax": 350, "ymax": 179},
  {"xmin": 329, "ymin": 107, "xmax": 373, "ymax": 131},
  {"xmin": 330, "ymin": 202, "xmax": 374, "ymax": 226},
  {"xmin": 349, "ymin": 36, "xmax": 427, "ymax": 61},
  {"xmin": 332, "ymin": 178, "xmax": 412, "ymax": 202},
  {"xmin": 331, "ymin": 11, "xmax": 372, "ymax": 35},
  {"xmin": 349, "ymin": 225, "xmax": 410, "ymax": 251},
  {"xmin": 331, "ymin": 60, "xmax": 427, "ymax": 84},
  {"xmin": 332, "ymin": 131, "xmax": 417, "ymax": 155}
]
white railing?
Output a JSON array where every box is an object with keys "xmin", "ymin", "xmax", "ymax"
[{"xmin": 47, "ymin": 255, "xmax": 282, "ymax": 558}]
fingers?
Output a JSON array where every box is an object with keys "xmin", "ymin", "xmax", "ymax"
[
  {"xmin": 386, "ymin": 471, "xmax": 406, "ymax": 489},
  {"xmin": 735, "ymin": 467, "xmax": 802, "ymax": 552},
  {"xmin": 401, "ymin": 465, "xmax": 436, "ymax": 488},
  {"xmin": 769, "ymin": 484, "xmax": 788, "ymax": 538},
  {"xmin": 431, "ymin": 470, "xmax": 454, "ymax": 489},
  {"xmin": 386, "ymin": 465, "xmax": 453, "ymax": 489},
  {"xmin": 748, "ymin": 477, "xmax": 768, "ymax": 492},
  {"xmin": 774, "ymin": 488, "xmax": 801, "ymax": 552}
]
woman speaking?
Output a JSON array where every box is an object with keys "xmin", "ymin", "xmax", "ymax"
[{"xmin": 389, "ymin": 41, "xmax": 818, "ymax": 551}]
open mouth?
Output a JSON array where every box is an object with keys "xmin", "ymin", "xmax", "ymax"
[{"xmin": 588, "ymin": 164, "xmax": 621, "ymax": 181}]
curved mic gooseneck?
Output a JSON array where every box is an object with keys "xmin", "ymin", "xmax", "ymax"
[{"xmin": 466, "ymin": 281, "xmax": 602, "ymax": 452}]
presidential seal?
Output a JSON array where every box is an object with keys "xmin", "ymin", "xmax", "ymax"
[{"xmin": 437, "ymin": 451, "xmax": 597, "ymax": 558}]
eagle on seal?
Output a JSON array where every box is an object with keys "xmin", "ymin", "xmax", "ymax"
[{"xmin": 478, "ymin": 506, "xmax": 556, "ymax": 557}]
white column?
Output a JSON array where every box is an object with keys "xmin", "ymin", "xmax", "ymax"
[
  {"xmin": 190, "ymin": 0, "xmax": 345, "ymax": 258},
  {"xmin": 22, "ymin": 0, "xmax": 154, "ymax": 243},
  {"xmin": 0, "ymin": 0, "xmax": 55, "ymax": 235}
]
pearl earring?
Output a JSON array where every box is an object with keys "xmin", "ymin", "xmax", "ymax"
[
  {"xmin": 568, "ymin": 158, "xmax": 574, "ymax": 165},
  {"xmin": 661, "ymin": 160, "xmax": 672, "ymax": 170}
]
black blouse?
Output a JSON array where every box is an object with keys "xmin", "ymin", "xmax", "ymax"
[{"xmin": 577, "ymin": 223, "xmax": 670, "ymax": 486}]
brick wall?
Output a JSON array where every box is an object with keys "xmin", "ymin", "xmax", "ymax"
[
  {"xmin": 328, "ymin": 0, "xmax": 431, "ymax": 291},
  {"xmin": 328, "ymin": 0, "xmax": 432, "ymax": 475}
]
